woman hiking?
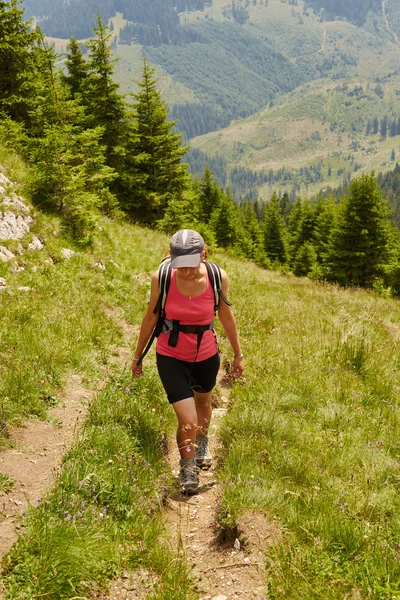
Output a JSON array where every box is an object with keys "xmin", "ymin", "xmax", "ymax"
[{"xmin": 132, "ymin": 229, "xmax": 244, "ymax": 494}]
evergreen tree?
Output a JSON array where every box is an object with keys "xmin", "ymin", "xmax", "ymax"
[
  {"xmin": 327, "ymin": 173, "xmax": 391, "ymax": 287},
  {"xmin": 127, "ymin": 59, "xmax": 189, "ymax": 223},
  {"xmin": 240, "ymin": 199, "xmax": 265, "ymax": 263},
  {"xmin": 313, "ymin": 197, "xmax": 337, "ymax": 269},
  {"xmin": 293, "ymin": 242, "xmax": 318, "ymax": 277},
  {"xmin": 83, "ymin": 15, "xmax": 126, "ymax": 170},
  {"xmin": 263, "ymin": 193, "xmax": 288, "ymax": 264},
  {"xmin": 290, "ymin": 201, "xmax": 316, "ymax": 266},
  {"xmin": 280, "ymin": 191, "xmax": 292, "ymax": 224},
  {"xmin": 211, "ymin": 188, "xmax": 244, "ymax": 251},
  {"xmin": 198, "ymin": 166, "xmax": 221, "ymax": 221},
  {"xmin": 0, "ymin": 0, "xmax": 40, "ymax": 127},
  {"xmin": 62, "ymin": 38, "xmax": 89, "ymax": 100}
]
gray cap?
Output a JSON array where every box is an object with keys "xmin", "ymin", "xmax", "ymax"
[{"xmin": 169, "ymin": 229, "xmax": 205, "ymax": 268}]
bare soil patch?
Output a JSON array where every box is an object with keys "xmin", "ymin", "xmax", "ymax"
[
  {"xmin": 0, "ymin": 373, "xmax": 91, "ymax": 557},
  {"xmin": 0, "ymin": 309, "xmax": 139, "ymax": 597}
]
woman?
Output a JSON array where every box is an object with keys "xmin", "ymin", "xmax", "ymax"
[{"xmin": 132, "ymin": 229, "xmax": 244, "ymax": 494}]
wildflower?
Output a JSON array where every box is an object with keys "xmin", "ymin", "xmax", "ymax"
[{"xmin": 125, "ymin": 387, "xmax": 131, "ymax": 393}]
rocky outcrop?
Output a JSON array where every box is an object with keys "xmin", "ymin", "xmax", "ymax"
[{"xmin": 0, "ymin": 173, "xmax": 33, "ymax": 242}]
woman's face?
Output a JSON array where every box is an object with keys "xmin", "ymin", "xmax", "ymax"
[{"xmin": 176, "ymin": 265, "xmax": 200, "ymax": 280}]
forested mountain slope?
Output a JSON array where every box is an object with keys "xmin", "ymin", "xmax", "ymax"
[{"xmin": 21, "ymin": 0, "xmax": 400, "ymax": 198}]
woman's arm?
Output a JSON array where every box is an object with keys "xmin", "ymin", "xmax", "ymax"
[
  {"xmin": 131, "ymin": 271, "xmax": 160, "ymax": 378},
  {"xmin": 217, "ymin": 269, "xmax": 244, "ymax": 379}
]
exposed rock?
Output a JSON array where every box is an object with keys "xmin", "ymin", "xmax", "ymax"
[
  {"xmin": 0, "ymin": 211, "xmax": 33, "ymax": 241},
  {"xmin": 44, "ymin": 258, "xmax": 54, "ymax": 265},
  {"xmin": 61, "ymin": 248, "xmax": 75, "ymax": 259},
  {"xmin": 0, "ymin": 277, "xmax": 6, "ymax": 287},
  {"xmin": 0, "ymin": 173, "xmax": 11, "ymax": 187},
  {"xmin": 28, "ymin": 236, "xmax": 44, "ymax": 251},
  {"xmin": 0, "ymin": 246, "xmax": 15, "ymax": 262},
  {"xmin": 2, "ymin": 195, "xmax": 30, "ymax": 214}
]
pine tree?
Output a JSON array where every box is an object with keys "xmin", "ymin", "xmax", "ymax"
[
  {"xmin": 62, "ymin": 38, "xmax": 89, "ymax": 100},
  {"xmin": 290, "ymin": 201, "xmax": 316, "ymax": 266},
  {"xmin": 240, "ymin": 199, "xmax": 265, "ymax": 264},
  {"xmin": 0, "ymin": 0, "xmax": 40, "ymax": 127},
  {"xmin": 198, "ymin": 166, "xmax": 221, "ymax": 221},
  {"xmin": 28, "ymin": 31, "xmax": 116, "ymax": 243},
  {"xmin": 126, "ymin": 58, "xmax": 189, "ymax": 223},
  {"xmin": 313, "ymin": 197, "xmax": 337, "ymax": 268},
  {"xmin": 263, "ymin": 193, "xmax": 288, "ymax": 264},
  {"xmin": 83, "ymin": 15, "xmax": 126, "ymax": 170},
  {"xmin": 327, "ymin": 172, "xmax": 391, "ymax": 287},
  {"xmin": 211, "ymin": 188, "xmax": 244, "ymax": 250}
]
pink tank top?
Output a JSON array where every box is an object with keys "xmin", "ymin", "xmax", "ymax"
[{"xmin": 156, "ymin": 269, "xmax": 218, "ymax": 362}]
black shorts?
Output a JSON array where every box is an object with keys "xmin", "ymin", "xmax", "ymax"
[{"xmin": 156, "ymin": 352, "xmax": 220, "ymax": 404}]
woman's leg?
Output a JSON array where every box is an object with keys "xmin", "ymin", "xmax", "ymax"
[
  {"xmin": 172, "ymin": 397, "xmax": 198, "ymax": 458},
  {"xmin": 194, "ymin": 390, "xmax": 213, "ymax": 436}
]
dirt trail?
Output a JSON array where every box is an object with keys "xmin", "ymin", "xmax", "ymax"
[
  {"xmin": 0, "ymin": 373, "xmax": 91, "ymax": 557},
  {"xmin": 101, "ymin": 373, "xmax": 276, "ymax": 600},
  {"xmin": 164, "ymin": 376, "xmax": 269, "ymax": 600},
  {"xmin": 0, "ymin": 310, "xmax": 138, "ymax": 582}
]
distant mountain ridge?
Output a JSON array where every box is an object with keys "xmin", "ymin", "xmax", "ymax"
[
  {"xmin": 21, "ymin": 0, "xmax": 400, "ymax": 199},
  {"xmin": 23, "ymin": 0, "xmax": 210, "ymax": 40}
]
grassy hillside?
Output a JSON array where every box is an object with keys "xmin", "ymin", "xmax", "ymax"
[
  {"xmin": 190, "ymin": 75, "xmax": 400, "ymax": 198},
  {"xmin": 2, "ymin": 149, "xmax": 400, "ymax": 597}
]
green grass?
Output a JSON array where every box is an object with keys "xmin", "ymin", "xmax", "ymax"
[
  {"xmin": 0, "ymin": 473, "xmax": 14, "ymax": 493},
  {"xmin": 0, "ymin": 211, "xmax": 198, "ymax": 598},
  {"xmin": 3, "ymin": 158, "xmax": 400, "ymax": 597},
  {"xmin": 2, "ymin": 369, "xmax": 195, "ymax": 599},
  {"xmin": 214, "ymin": 262, "xmax": 400, "ymax": 599}
]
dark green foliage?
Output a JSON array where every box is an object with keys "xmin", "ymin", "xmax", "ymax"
[
  {"xmin": 198, "ymin": 166, "xmax": 222, "ymax": 222},
  {"xmin": 123, "ymin": 59, "xmax": 190, "ymax": 223},
  {"xmin": 378, "ymin": 163, "xmax": 400, "ymax": 229},
  {"xmin": 0, "ymin": 0, "xmax": 40, "ymax": 127},
  {"xmin": 241, "ymin": 200, "xmax": 265, "ymax": 264},
  {"xmin": 293, "ymin": 241, "xmax": 318, "ymax": 276},
  {"xmin": 210, "ymin": 188, "xmax": 245, "ymax": 252},
  {"xmin": 263, "ymin": 193, "xmax": 288, "ymax": 265},
  {"xmin": 289, "ymin": 201, "xmax": 317, "ymax": 266},
  {"xmin": 327, "ymin": 173, "xmax": 391, "ymax": 287},
  {"xmin": 24, "ymin": 0, "xmax": 210, "ymax": 40},
  {"xmin": 83, "ymin": 16, "xmax": 126, "ymax": 171},
  {"xmin": 62, "ymin": 38, "xmax": 89, "ymax": 100},
  {"xmin": 146, "ymin": 20, "xmax": 308, "ymax": 130}
]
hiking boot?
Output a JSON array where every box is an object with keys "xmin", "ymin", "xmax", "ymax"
[
  {"xmin": 179, "ymin": 459, "xmax": 198, "ymax": 494},
  {"xmin": 195, "ymin": 435, "xmax": 212, "ymax": 470}
]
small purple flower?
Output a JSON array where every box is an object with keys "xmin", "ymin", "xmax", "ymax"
[{"xmin": 125, "ymin": 387, "xmax": 131, "ymax": 393}]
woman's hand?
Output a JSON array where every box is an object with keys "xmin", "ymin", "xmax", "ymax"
[
  {"xmin": 131, "ymin": 358, "xmax": 143, "ymax": 378},
  {"xmin": 233, "ymin": 356, "xmax": 244, "ymax": 378}
]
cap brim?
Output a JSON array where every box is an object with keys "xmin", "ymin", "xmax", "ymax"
[{"xmin": 170, "ymin": 253, "xmax": 201, "ymax": 268}]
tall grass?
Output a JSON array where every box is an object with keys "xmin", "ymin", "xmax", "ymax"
[
  {"xmin": 1, "ymin": 213, "xmax": 197, "ymax": 597},
  {"xmin": 215, "ymin": 262, "xmax": 400, "ymax": 599},
  {"xmin": 2, "ymin": 369, "xmax": 195, "ymax": 599}
]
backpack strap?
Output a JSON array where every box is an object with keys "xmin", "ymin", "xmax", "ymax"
[
  {"xmin": 205, "ymin": 261, "xmax": 232, "ymax": 313},
  {"xmin": 153, "ymin": 257, "xmax": 172, "ymax": 316},
  {"xmin": 136, "ymin": 258, "xmax": 172, "ymax": 366}
]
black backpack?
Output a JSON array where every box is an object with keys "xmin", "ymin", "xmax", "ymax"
[{"xmin": 137, "ymin": 259, "xmax": 231, "ymax": 365}]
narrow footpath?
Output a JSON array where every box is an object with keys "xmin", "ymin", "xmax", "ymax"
[{"xmin": 164, "ymin": 374, "xmax": 268, "ymax": 600}]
